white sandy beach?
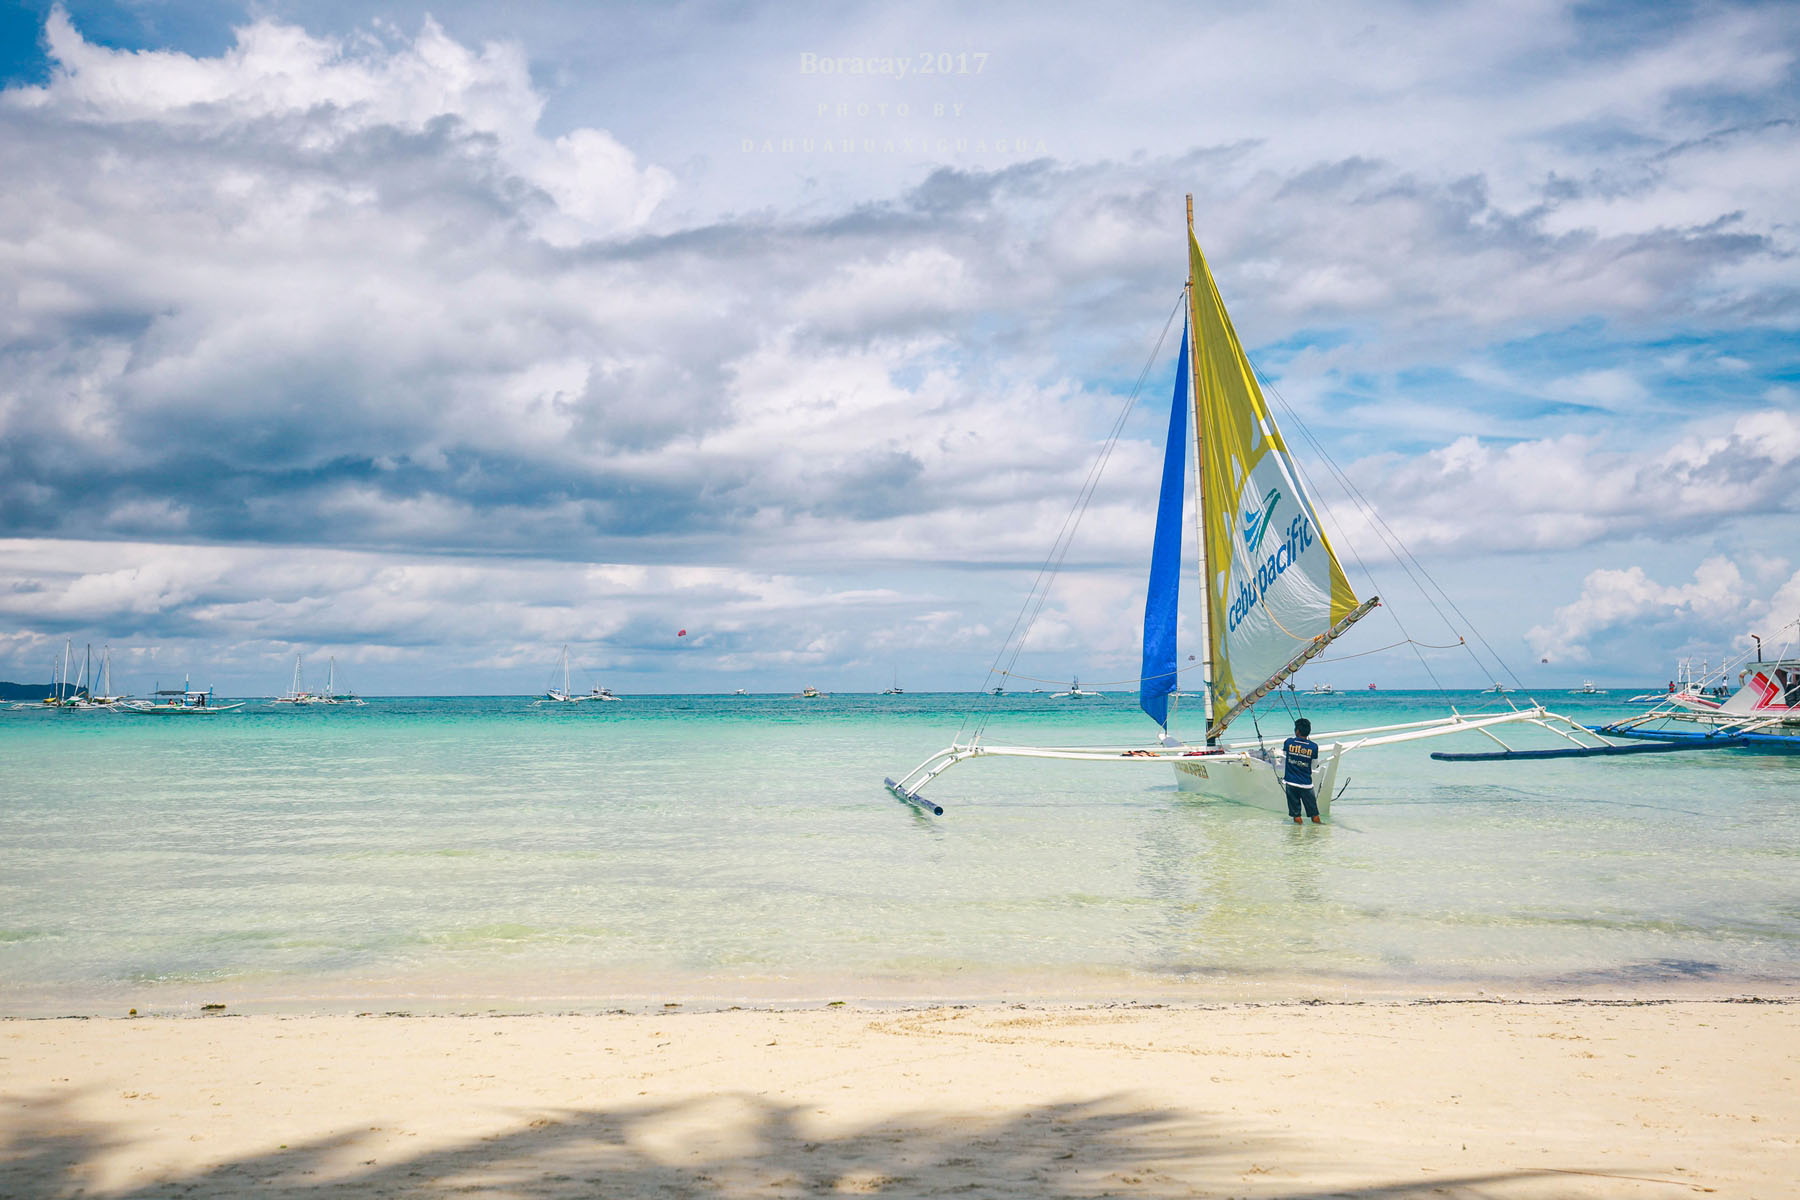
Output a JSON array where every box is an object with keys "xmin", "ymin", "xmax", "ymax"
[{"xmin": 4, "ymin": 998, "xmax": 1795, "ymax": 1198}]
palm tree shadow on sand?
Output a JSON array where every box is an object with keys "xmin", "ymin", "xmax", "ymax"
[{"xmin": 1, "ymin": 1084, "xmax": 1632, "ymax": 1199}]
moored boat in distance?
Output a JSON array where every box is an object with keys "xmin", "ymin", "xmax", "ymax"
[
  {"xmin": 1050, "ymin": 677, "xmax": 1101, "ymax": 698},
  {"xmin": 316, "ymin": 656, "xmax": 366, "ymax": 705},
  {"xmin": 1627, "ymin": 657, "xmax": 1731, "ymax": 703},
  {"xmin": 32, "ymin": 641, "xmax": 125, "ymax": 709},
  {"xmin": 538, "ymin": 646, "xmax": 620, "ymax": 704},
  {"xmin": 274, "ymin": 654, "xmax": 367, "ymax": 705},
  {"xmin": 40, "ymin": 640, "xmax": 78, "ymax": 708},
  {"xmin": 272, "ymin": 653, "xmax": 314, "ymax": 704},
  {"xmin": 87, "ymin": 645, "xmax": 124, "ymax": 706},
  {"xmin": 124, "ymin": 677, "xmax": 243, "ymax": 715},
  {"xmin": 1569, "ymin": 680, "xmax": 1606, "ymax": 695}
]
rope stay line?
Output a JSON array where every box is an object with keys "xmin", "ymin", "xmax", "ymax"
[
  {"xmin": 957, "ymin": 290, "xmax": 1187, "ymax": 747},
  {"xmin": 1249, "ymin": 363, "xmax": 1531, "ymax": 711},
  {"xmin": 989, "ymin": 636, "xmax": 1469, "ymax": 690},
  {"xmin": 1250, "ymin": 369, "xmax": 1461, "ymax": 696}
]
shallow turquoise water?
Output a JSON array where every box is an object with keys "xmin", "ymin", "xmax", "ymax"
[{"xmin": 1, "ymin": 691, "xmax": 1795, "ymax": 1013}]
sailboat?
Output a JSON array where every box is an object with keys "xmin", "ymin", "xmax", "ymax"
[
  {"xmin": 41, "ymin": 639, "xmax": 75, "ymax": 708},
  {"xmin": 887, "ymin": 198, "xmax": 1574, "ymax": 818},
  {"xmin": 272, "ymin": 653, "xmax": 314, "ymax": 704},
  {"xmin": 62, "ymin": 643, "xmax": 126, "ymax": 708},
  {"xmin": 67, "ymin": 643, "xmax": 95, "ymax": 708},
  {"xmin": 89, "ymin": 645, "xmax": 124, "ymax": 706},
  {"xmin": 538, "ymin": 646, "xmax": 620, "ymax": 703},
  {"xmin": 317, "ymin": 656, "xmax": 366, "ymax": 705}
]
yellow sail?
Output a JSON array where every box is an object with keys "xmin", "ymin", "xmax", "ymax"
[{"xmin": 1188, "ymin": 233, "xmax": 1367, "ymax": 738}]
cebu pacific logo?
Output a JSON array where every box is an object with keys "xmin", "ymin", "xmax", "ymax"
[
  {"xmin": 1226, "ymin": 476, "xmax": 1315, "ymax": 634},
  {"xmin": 1241, "ymin": 486, "xmax": 1281, "ymax": 554}
]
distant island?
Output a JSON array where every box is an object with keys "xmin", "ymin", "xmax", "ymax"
[{"xmin": 0, "ymin": 680, "xmax": 76, "ymax": 701}]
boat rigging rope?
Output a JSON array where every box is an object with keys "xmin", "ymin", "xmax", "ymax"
[
  {"xmin": 987, "ymin": 634, "xmax": 1466, "ymax": 689},
  {"xmin": 1308, "ymin": 636, "xmax": 1467, "ymax": 664},
  {"xmin": 958, "ymin": 290, "xmax": 1187, "ymax": 748},
  {"xmin": 1251, "ymin": 366, "xmax": 1533, "ymax": 710}
]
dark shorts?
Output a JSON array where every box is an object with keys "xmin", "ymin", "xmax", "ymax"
[{"xmin": 1284, "ymin": 782, "xmax": 1318, "ymax": 819}]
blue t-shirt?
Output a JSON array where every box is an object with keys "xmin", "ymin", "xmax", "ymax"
[{"xmin": 1281, "ymin": 736, "xmax": 1319, "ymax": 786}]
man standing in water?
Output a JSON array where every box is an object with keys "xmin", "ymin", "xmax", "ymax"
[{"xmin": 1281, "ymin": 718, "xmax": 1321, "ymax": 824}]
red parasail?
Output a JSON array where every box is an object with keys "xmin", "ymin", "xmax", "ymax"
[{"xmin": 677, "ymin": 630, "xmax": 687, "ymax": 637}]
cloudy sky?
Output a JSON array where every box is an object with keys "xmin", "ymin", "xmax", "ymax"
[{"xmin": 1, "ymin": 0, "xmax": 1796, "ymax": 697}]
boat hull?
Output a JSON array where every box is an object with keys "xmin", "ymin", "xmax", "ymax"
[{"xmin": 1170, "ymin": 747, "xmax": 1341, "ymax": 820}]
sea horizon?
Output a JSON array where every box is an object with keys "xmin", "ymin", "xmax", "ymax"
[{"xmin": 3, "ymin": 683, "xmax": 1697, "ymax": 699}]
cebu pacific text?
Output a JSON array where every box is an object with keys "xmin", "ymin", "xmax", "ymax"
[{"xmin": 1227, "ymin": 514, "xmax": 1314, "ymax": 632}]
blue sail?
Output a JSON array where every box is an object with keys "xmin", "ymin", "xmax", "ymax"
[{"xmin": 1140, "ymin": 323, "xmax": 1189, "ymax": 729}]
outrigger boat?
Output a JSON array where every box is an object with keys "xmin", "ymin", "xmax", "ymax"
[
  {"xmin": 1589, "ymin": 644, "xmax": 1800, "ymax": 753},
  {"xmin": 124, "ymin": 677, "xmax": 242, "ymax": 714},
  {"xmin": 886, "ymin": 199, "xmax": 1595, "ymax": 818},
  {"xmin": 1625, "ymin": 657, "xmax": 1732, "ymax": 704},
  {"xmin": 1050, "ymin": 677, "xmax": 1101, "ymax": 698}
]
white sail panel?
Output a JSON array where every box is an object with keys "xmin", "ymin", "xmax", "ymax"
[{"xmin": 1188, "ymin": 234, "xmax": 1362, "ymax": 736}]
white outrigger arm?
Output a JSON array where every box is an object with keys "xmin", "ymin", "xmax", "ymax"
[{"xmin": 885, "ymin": 706, "xmax": 1608, "ymax": 816}]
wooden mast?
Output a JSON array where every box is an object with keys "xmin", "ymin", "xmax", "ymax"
[{"xmin": 1185, "ymin": 195, "xmax": 1216, "ymax": 742}]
